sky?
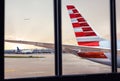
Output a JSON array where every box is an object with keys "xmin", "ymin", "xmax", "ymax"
[{"xmin": 5, "ymin": 0, "xmax": 120, "ymax": 49}]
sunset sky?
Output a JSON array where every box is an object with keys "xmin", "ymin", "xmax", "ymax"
[{"xmin": 5, "ymin": 0, "xmax": 120, "ymax": 49}]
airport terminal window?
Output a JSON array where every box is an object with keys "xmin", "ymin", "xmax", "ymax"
[
  {"xmin": 116, "ymin": 0, "xmax": 120, "ymax": 72},
  {"xmin": 62, "ymin": 0, "xmax": 112, "ymax": 75},
  {"xmin": 4, "ymin": 0, "xmax": 55, "ymax": 79},
  {"xmin": 3, "ymin": 0, "xmax": 119, "ymax": 80}
]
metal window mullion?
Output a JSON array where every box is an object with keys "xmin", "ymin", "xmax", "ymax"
[
  {"xmin": 0, "ymin": 0, "xmax": 4, "ymax": 79},
  {"xmin": 110, "ymin": 0, "xmax": 117, "ymax": 73},
  {"xmin": 54, "ymin": 0, "xmax": 62, "ymax": 76}
]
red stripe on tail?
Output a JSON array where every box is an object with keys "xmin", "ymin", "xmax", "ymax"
[
  {"xmin": 77, "ymin": 18, "xmax": 85, "ymax": 22},
  {"xmin": 82, "ymin": 27, "xmax": 93, "ymax": 31},
  {"xmin": 72, "ymin": 9, "xmax": 79, "ymax": 13},
  {"xmin": 72, "ymin": 23, "xmax": 81, "ymax": 27},
  {"xmin": 78, "ymin": 41, "xmax": 99, "ymax": 46},
  {"xmin": 67, "ymin": 5, "xmax": 75, "ymax": 9},
  {"xmin": 75, "ymin": 32, "xmax": 97, "ymax": 37},
  {"xmin": 70, "ymin": 14, "xmax": 82, "ymax": 18}
]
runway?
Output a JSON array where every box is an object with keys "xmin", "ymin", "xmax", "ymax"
[{"xmin": 4, "ymin": 53, "xmax": 120, "ymax": 79}]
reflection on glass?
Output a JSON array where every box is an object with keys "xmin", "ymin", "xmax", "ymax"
[
  {"xmin": 62, "ymin": 0, "xmax": 111, "ymax": 75},
  {"xmin": 116, "ymin": 0, "xmax": 120, "ymax": 72},
  {"xmin": 5, "ymin": 0, "xmax": 54, "ymax": 79}
]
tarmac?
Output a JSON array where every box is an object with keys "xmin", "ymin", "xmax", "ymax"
[{"xmin": 4, "ymin": 53, "xmax": 120, "ymax": 79}]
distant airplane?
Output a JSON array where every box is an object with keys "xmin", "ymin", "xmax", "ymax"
[
  {"xmin": 5, "ymin": 5, "xmax": 120, "ymax": 67},
  {"xmin": 16, "ymin": 46, "xmax": 33, "ymax": 54},
  {"xmin": 16, "ymin": 46, "xmax": 21, "ymax": 53},
  {"xmin": 24, "ymin": 18, "xmax": 30, "ymax": 20}
]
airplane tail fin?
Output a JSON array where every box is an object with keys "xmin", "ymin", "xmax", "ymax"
[
  {"xmin": 66, "ymin": 5, "xmax": 102, "ymax": 46},
  {"xmin": 16, "ymin": 46, "xmax": 21, "ymax": 53}
]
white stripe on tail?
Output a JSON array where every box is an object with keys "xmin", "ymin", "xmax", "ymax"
[{"xmin": 66, "ymin": 5, "xmax": 102, "ymax": 46}]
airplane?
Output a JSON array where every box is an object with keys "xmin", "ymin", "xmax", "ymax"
[
  {"xmin": 15, "ymin": 46, "xmax": 33, "ymax": 54},
  {"xmin": 5, "ymin": 5, "xmax": 120, "ymax": 67},
  {"xmin": 4, "ymin": 47, "xmax": 33, "ymax": 54}
]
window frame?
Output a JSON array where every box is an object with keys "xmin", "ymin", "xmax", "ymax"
[
  {"xmin": 1, "ymin": 0, "xmax": 120, "ymax": 80},
  {"xmin": 110, "ymin": 0, "xmax": 117, "ymax": 73}
]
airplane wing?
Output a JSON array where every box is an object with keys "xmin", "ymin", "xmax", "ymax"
[{"xmin": 5, "ymin": 39, "xmax": 118, "ymax": 54}]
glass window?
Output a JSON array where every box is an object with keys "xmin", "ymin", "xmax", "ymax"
[
  {"xmin": 62, "ymin": 0, "xmax": 111, "ymax": 75},
  {"xmin": 4, "ymin": 0, "xmax": 119, "ymax": 80},
  {"xmin": 116, "ymin": 0, "xmax": 120, "ymax": 72},
  {"xmin": 4, "ymin": 0, "xmax": 54, "ymax": 79}
]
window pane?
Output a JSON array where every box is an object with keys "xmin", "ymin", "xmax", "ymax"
[
  {"xmin": 116, "ymin": 0, "xmax": 120, "ymax": 72},
  {"xmin": 62, "ymin": 0, "xmax": 111, "ymax": 75},
  {"xmin": 4, "ymin": 0, "xmax": 54, "ymax": 79}
]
